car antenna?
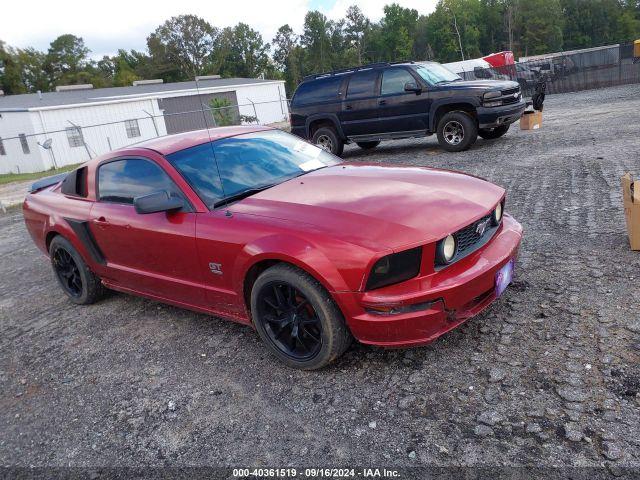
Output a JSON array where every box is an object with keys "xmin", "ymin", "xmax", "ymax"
[{"xmin": 194, "ymin": 75, "xmax": 230, "ymax": 215}]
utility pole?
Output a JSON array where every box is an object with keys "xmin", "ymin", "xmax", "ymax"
[{"xmin": 452, "ymin": 13, "xmax": 465, "ymax": 61}]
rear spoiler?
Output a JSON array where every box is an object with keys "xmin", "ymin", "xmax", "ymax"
[{"xmin": 29, "ymin": 172, "xmax": 68, "ymax": 193}]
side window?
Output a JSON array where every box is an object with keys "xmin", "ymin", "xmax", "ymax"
[
  {"xmin": 125, "ymin": 119, "xmax": 141, "ymax": 138},
  {"xmin": 19, "ymin": 134, "xmax": 30, "ymax": 154},
  {"xmin": 346, "ymin": 69, "xmax": 379, "ymax": 99},
  {"xmin": 98, "ymin": 158, "xmax": 183, "ymax": 205},
  {"xmin": 66, "ymin": 127, "xmax": 83, "ymax": 148},
  {"xmin": 292, "ymin": 76, "xmax": 343, "ymax": 106},
  {"xmin": 381, "ymin": 68, "xmax": 416, "ymax": 95}
]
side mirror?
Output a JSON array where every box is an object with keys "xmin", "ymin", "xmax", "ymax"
[
  {"xmin": 404, "ymin": 82, "xmax": 422, "ymax": 94},
  {"xmin": 134, "ymin": 191, "xmax": 184, "ymax": 214}
]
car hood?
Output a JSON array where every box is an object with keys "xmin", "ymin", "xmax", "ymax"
[
  {"xmin": 232, "ymin": 164, "xmax": 505, "ymax": 251},
  {"xmin": 437, "ymin": 79, "xmax": 519, "ymax": 91}
]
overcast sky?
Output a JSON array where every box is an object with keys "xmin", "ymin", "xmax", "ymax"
[{"xmin": 1, "ymin": 0, "xmax": 438, "ymax": 58}]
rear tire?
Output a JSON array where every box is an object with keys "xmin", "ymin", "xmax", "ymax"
[
  {"xmin": 49, "ymin": 236, "xmax": 105, "ymax": 305},
  {"xmin": 356, "ymin": 141, "xmax": 380, "ymax": 150},
  {"xmin": 312, "ymin": 126, "xmax": 344, "ymax": 157},
  {"xmin": 478, "ymin": 124, "xmax": 510, "ymax": 140},
  {"xmin": 251, "ymin": 264, "xmax": 352, "ymax": 370},
  {"xmin": 436, "ymin": 111, "xmax": 478, "ymax": 152}
]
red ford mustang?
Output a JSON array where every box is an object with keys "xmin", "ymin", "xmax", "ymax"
[{"xmin": 23, "ymin": 126, "xmax": 522, "ymax": 369}]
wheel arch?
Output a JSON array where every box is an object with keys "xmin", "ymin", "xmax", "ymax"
[
  {"xmin": 305, "ymin": 114, "xmax": 346, "ymax": 140},
  {"xmin": 430, "ymin": 99, "xmax": 479, "ymax": 132},
  {"xmin": 45, "ymin": 230, "xmax": 60, "ymax": 252},
  {"xmin": 44, "ymin": 217, "xmax": 104, "ymax": 270},
  {"xmin": 234, "ymin": 236, "xmax": 353, "ymax": 321}
]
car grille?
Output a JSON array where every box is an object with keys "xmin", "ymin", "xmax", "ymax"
[
  {"xmin": 500, "ymin": 87, "xmax": 521, "ymax": 105},
  {"xmin": 455, "ymin": 214, "xmax": 492, "ymax": 254},
  {"xmin": 502, "ymin": 87, "xmax": 519, "ymax": 96}
]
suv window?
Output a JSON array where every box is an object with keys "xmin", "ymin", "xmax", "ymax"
[
  {"xmin": 292, "ymin": 76, "xmax": 343, "ymax": 106},
  {"xmin": 98, "ymin": 158, "xmax": 183, "ymax": 205},
  {"xmin": 346, "ymin": 69, "xmax": 379, "ymax": 98},
  {"xmin": 381, "ymin": 68, "xmax": 416, "ymax": 95}
]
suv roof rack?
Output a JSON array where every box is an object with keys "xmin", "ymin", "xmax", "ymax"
[{"xmin": 302, "ymin": 61, "xmax": 415, "ymax": 82}]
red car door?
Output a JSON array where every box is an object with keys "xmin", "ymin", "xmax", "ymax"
[{"xmin": 89, "ymin": 157, "xmax": 206, "ymax": 307}]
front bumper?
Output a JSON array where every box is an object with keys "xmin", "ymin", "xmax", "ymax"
[
  {"xmin": 477, "ymin": 101, "xmax": 526, "ymax": 129},
  {"xmin": 334, "ymin": 214, "xmax": 523, "ymax": 348}
]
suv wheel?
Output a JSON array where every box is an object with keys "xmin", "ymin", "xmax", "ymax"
[
  {"xmin": 356, "ymin": 141, "xmax": 380, "ymax": 150},
  {"xmin": 479, "ymin": 124, "xmax": 510, "ymax": 140},
  {"xmin": 251, "ymin": 264, "xmax": 352, "ymax": 370},
  {"xmin": 312, "ymin": 126, "xmax": 344, "ymax": 156},
  {"xmin": 436, "ymin": 111, "xmax": 478, "ymax": 152}
]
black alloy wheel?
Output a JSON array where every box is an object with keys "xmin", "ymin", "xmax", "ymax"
[
  {"xmin": 53, "ymin": 247, "xmax": 83, "ymax": 298},
  {"xmin": 49, "ymin": 235, "xmax": 105, "ymax": 305},
  {"xmin": 257, "ymin": 282, "xmax": 323, "ymax": 361}
]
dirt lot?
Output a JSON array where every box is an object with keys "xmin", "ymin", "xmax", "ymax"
[{"xmin": 1, "ymin": 84, "xmax": 640, "ymax": 474}]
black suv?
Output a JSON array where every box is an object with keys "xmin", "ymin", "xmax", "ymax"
[{"xmin": 290, "ymin": 61, "xmax": 526, "ymax": 154}]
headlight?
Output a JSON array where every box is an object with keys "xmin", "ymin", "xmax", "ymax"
[
  {"xmin": 435, "ymin": 234, "xmax": 457, "ymax": 265},
  {"xmin": 492, "ymin": 202, "xmax": 503, "ymax": 226},
  {"xmin": 366, "ymin": 247, "xmax": 422, "ymax": 290},
  {"xmin": 483, "ymin": 90, "xmax": 502, "ymax": 107}
]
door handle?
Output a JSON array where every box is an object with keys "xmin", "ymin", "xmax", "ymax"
[
  {"xmin": 378, "ymin": 100, "xmax": 387, "ymax": 105},
  {"xmin": 93, "ymin": 216, "xmax": 109, "ymax": 227},
  {"xmin": 345, "ymin": 105, "xmax": 353, "ymax": 110}
]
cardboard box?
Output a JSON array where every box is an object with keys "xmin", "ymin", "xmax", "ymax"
[
  {"xmin": 621, "ymin": 173, "xmax": 640, "ymax": 250},
  {"xmin": 520, "ymin": 111, "xmax": 542, "ymax": 130}
]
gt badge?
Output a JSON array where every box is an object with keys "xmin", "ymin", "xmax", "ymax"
[{"xmin": 209, "ymin": 262, "xmax": 223, "ymax": 275}]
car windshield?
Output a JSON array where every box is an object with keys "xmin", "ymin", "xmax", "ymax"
[
  {"xmin": 414, "ymin": 63, "xmax": 461, "ymax": 85},
  {"xmin": 166, "ymin": 129, "xmax": 341, "ymax": 209}
]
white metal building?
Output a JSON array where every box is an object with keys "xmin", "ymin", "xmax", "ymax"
[{"xmin": 0, "ymin": 77, "xmax": 288, "ymax": 174}]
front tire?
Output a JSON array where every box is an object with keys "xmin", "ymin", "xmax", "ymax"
[
  {"xmin": 356, "ymin": 141, "xmax": 380, "ymax": 150},
  {"xmin": 251, "ymin": 264, "xmax": 352, "ymax": 370},
  {"xmin": 49, "ymin": 236, "xmax": 104, "ymax": 305},
  {"xmin": 312, "ymin": 126, "xmax": 344, "ymax": 156},
  {"xmin": 436, "ymin": 111, "xmax": 478, "ymax": 152},
  {"xmin": 478, "ymin": 124, "xmax": 510, "ymax": 140}
]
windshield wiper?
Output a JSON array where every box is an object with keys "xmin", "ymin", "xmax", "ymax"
[
  {"xmin": 212, "ymin": 166, "xmax": 332, "ymax": 208},
  {"xmin": 213, "ymin": 183, "xmax": 277, "ymax": 208}
]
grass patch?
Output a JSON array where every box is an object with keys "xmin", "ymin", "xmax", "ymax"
[{"xmin": 0, "ymin": 164, "xmax": 81, "ymax": 186}]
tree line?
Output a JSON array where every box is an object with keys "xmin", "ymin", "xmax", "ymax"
[{"xmin": 1, "ymin": 0, "xmax": 639, "ymax": 96}]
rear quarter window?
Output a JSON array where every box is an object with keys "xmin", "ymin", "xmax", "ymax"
[{"xmin": 292, "ymin": 76, "xmax": 343, "ymax": 107}]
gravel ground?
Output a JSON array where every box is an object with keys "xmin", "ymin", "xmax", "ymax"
[{"xmin": 1, "ymin": 84, "xmax": 640, "ymax": 475}]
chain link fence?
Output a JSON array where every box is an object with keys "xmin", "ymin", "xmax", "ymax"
[
  {"xmin": 2, "ymin": 42, "xmax": 639, "ymax": 175},
  {"xmin": 0, "ymin": 96, "xmax": 290, "ymax": 175},
  {"xmin": 455, "ymin": 42, "xmax": 639, "ymax": 98}
]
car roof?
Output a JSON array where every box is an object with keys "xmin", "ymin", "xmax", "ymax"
[
  {"xmin": 132, "ymin": 125, "xmax": 273, "ymax": 156},
  {"xmin": 301, "ymin": 62, "xmax": 418, "ymax": 84}
]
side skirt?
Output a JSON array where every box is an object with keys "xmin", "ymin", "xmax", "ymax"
[
  {"xmin": 101, "ymin": 280, "xmax": 253, "ymax": 327},
  {"xmin": 347, "ymin": 129, "xmax": 429, "ymax": 142}
]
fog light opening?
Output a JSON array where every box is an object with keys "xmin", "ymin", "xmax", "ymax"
[{"xmin": 366, "ymin": 300, "xmax": 436, "ymax": 316}]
